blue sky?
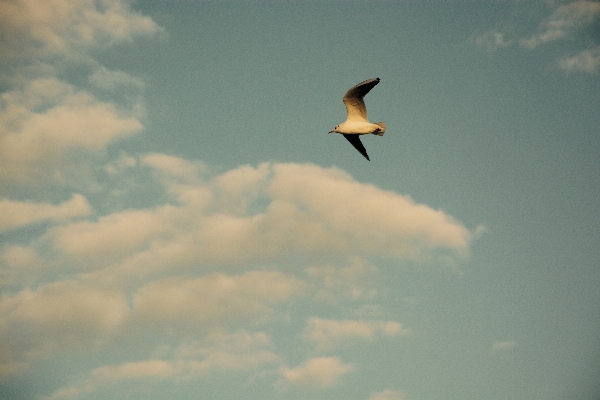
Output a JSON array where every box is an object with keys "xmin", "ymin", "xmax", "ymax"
[{"xmin": 1, "ymin": 1, "xmax": 599, "ymax": 399}]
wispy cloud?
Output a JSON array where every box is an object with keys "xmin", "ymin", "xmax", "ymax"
[
  {"xmin": 520, "ymin": 1, "xmax": 600, "ymax": 49},
  {"xmin": 307, "ymin": 257, "xmax": 379, "ymax": 302},
  {"xmin": 302, "ymin": 317, "xmax": 406, "ymax": 352},
  {"xmin": 558, "ymin": 45, "xmax": 600, "ymax": 73},
  {"xmin": 369, "ymin": 389, "xmax": 406, "ymax": 400},
  {"xmin": 474, "ymin": 1, "xmax": 600, "ymax": 73},
  {"xmin": 279, "ymin": 356, "xmax": 354, "ymax": 389},
  {"xmin": 474, "ymin": 29, "xmax": 512, "ymax": 53},
  {"xmin": 0, "ymin": 0, "xmax": 162, "ymax": 62},
  {"xmin": 44, "ymin": 330, "xmax": 280, "ymax": 400},
  {"xmin": 492, "ymin": 340, "xmax": 518, "ymax": 353},
  {"xmin": 132, "ymin": 271, "xmax": 307, "ymax": 335}
]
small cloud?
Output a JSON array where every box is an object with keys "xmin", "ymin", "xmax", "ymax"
[
  {"xmin": 142, "ymin": 152, "xmax": 207, "ymax": 183},
  {"xmin": 492, "ymin": 340, "xmax": 518, "ymax": 353},
  {"xmin": 302, "ymin": 317, "xmax": 406, "ymax": 352},
  {"xmin": 307, "ymin": 257, "xmax": 379, "ymax": 302},
  {"xmin": 558, "ymin": 45, "xmax": 600, "ymax": 73},
  {"xmin": 279, "ymin": 356, "xmax": 353, "ymax": 389},
  {"xmin": 0, "ymin": 194, "xmax": 92, "ymax": 232},
  {"xmin": 369, "ymin": 389, "xmax": 406, "ymax": 400},
  {"xmin": 88, "ymin": 66, "xmax": 145, "ymax": 92},
  {"xmin": 474, "ymin": 224, "xmax": 488, "ymax": 240},
  {"xmin": 474, "ymin": 29, "xmax": 512, "ymax": 52}
]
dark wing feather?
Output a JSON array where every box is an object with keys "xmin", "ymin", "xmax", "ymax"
[
  {"xmin": 342, "ymin": 78, "xmax": 380, "ymax": 122},
  {"xmin": 343, "ymin": 134, "xmax": 370, "ymax": 161}
]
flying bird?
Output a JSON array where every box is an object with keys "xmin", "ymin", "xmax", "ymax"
[{"xmin": 329, "ymin": 77, "xmax": 386, "ymax": 161}]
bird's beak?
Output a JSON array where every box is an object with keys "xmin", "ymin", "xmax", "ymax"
[{"xmin": 328, "ymin": 130, "xmax": 334, "ymax": 134}]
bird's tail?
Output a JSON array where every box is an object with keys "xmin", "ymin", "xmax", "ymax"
[{"xmin": 373, "ymin": 122, "xmax": 386, "ymax": 136}]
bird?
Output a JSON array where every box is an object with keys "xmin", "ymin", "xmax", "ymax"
[{"xmin": 329, "ymin": 77, "xmax": 386, "ymax": 161}]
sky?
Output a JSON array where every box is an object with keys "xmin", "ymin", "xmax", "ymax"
[{"xmin": 1, "ymin": 1, "xmax": 599, "ymax": 399}]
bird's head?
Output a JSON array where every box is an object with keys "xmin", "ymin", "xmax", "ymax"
[{"xmin": 328, "ymin": 125, "xmax": 339, "ymax": 134}]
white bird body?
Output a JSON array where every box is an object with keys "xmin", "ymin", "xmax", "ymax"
[
  {"xmin": 329, "ymin": 77, "xmax": 386, "ymax": 160},
  {"xmin": 332, "ymin": 120, "xmax": 385, "ymax": 135}
]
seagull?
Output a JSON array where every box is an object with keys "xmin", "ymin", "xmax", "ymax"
[{"xmin": 329, "ymin": 77, "xmax": 386, "ymax": 161}]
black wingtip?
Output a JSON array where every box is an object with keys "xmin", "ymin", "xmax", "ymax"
[{"xmin": 343, "ymin": 134, "xmax": 370, "ymax": 161}]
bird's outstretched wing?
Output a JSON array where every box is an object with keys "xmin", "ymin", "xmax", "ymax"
[
  {"xmin": 343, "ymin": 134, "xmax": 370, "ymax": 161},
  {"xmin": 342, "ymin": 77, "xmax": 380, "ymax": 122}
]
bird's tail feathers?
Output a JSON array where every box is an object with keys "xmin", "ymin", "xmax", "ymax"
[{"xmin": 373, "ymin": 122, "xmax": 386, "ymax": 136}]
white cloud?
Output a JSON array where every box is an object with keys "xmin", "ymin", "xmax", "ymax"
[
  {"xmin": 520, "ymin": 1, "xmax": 600, "ymax": 49},
  {"xmin": 475, "ymin": 2, "xmax": 600, "ymax": 74},
  {"xmin": 279, "ymin": 356, "xmax": 353, "ymax": 389},
  {"xmin": 44, "ymin": 330, "xmax": 280, "ymax": 400},
  {"xmin": 132, "ymin": 271, "xmax": 307, "ymax": 335},
  {"xmin": 0, "ymin": 0, "xmax": 162, "ymax": 62},
  {"xmin": 1, "ymin": 245, "xmax": 40, "ymax": 270},
  {"xmin": 558, "ymin": 45, "xmax": 600, "ymax": 73},
  {"xmin": 0, "ymin": 280, "xmax": 128, "ymax": 372},
  {"xmin": 267, "ymin": 163, "xmax": 472, "ymax": 257},
  {"xmin": 0, "ymin": 194, "xmax": 91, "ymax": 231},
  {"xmin": 307, "ymin": 257, "xmax": 379, "ymax": 302},
  {"xmin": 88, "ymin": 66, "xmax": 145, "ymax": 92},
  {"xmin": 0, "ymin": 78, "xmax": 144, "ymax": 186},
  {"xmin": 302, "ymin": 317, "xmax": 406, "ymax": 352},
  {"xmin": 174, "ymin": 330, "xmax": 281, "ymax": 376},
  {"xmin": 0, "ymin": 0, "xmax": 163, "ymax": 188},
  {"xmin": 46, "ymin": 205, "xmax": 177, "ymax": 262},
  {"xmin": 369, "ymin": 389, "xmax": 406, "ymax": 400},
  {"xmin": 492, "ymin": 340, "xmax": 518, "ymax": 353},
  {"xmin": 142, "ymin": 153, "xmax": 207, "ymax": 184},
  {"xmin": 474, "ymin": 29, "xmax": 512, "ymax": 53},
  {"xmin": 37, "ymin": 160, "xmax": 472, "ymax": 284}
]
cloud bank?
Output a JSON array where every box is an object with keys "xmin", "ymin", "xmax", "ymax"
[{"xmin": 0, "ymin": 1, "xmax": 477, "ymax": 399}]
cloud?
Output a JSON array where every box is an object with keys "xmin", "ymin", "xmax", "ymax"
[
  {"xmin": 302, "ymin": 318, "xmax": 406, "ymax": 352},
  {"xmin": 0, "ymin": 78, "xmax": 144, "ymax": 186},
  {"xmin": 520, "ymin": 1, "xmax": 600, "ymax": 49},
  {"xmin": 279, "ymin": 356, "xmax": 353, "ymax": 389},
  {"xmin": 369, "ymin": 389, "xmax": 406, "ymax": 400},
  {"xmin": 0, "ymin": 153, "xmax": 474, "ymax": 389},
  {"xmin": 0, "ymin": 280, "xmax": 128, "ymax": 371},
  {"xmin": 46, "ymin": 205, "xmax": 177, "ymax": 262},
  {"xmin": 558, "ymin": 45, "xmax": 600, "ymax": 73},
  {"xmin": 475, "ymin": 1, "xmax": 600, "ymax": 74},
  {"xmin": 0, "ymin": 194, "xmax": 91, "ymax": 231},
  {"xmin": 132, "ymin": 271, "xmax": 307, "ymax": 335},
  {"xmin": 0, "ymin": 0, "xmax": 163, "ymax": 188},
  {"xmin": 474, "ymin": 29, "xmax": 512, "ymax": 53},
  {"xmin": 0, "ymin": 0, "xmax": 162, "ymax": 62},
  {"xmin": 267, "ymin": 163, "xmax": 472, "ymax": 257},
  {"xmin": 307, "ymin": 257, "xmax": 379, "ymax": 302},
  {"xmin": 43, "ymin": 330, "xmax": 280, "ymax": 400},
  {"xmin": 492, "ymin": 340, "xmax": 518, "ymax": 353},
  {"xmin": 88, "ymin": 66, "xmax": 145, "ymax": 92},
  {"xmin": 1, "ymin": 245, "xmax": 40, "ymax": 271},
  {"xmin": 33, "ymin": 160, "xmax": 472, "ymax": 284}
]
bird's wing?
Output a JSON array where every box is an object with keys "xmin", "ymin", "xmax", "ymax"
[
  {"xmin": 342, "ymin": 77, "xmax": 380, "ymax": 122},
  {"xmin": 343, "ymin": 134, "xmax": 370, "ymax": 161}
]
